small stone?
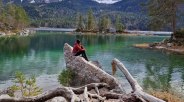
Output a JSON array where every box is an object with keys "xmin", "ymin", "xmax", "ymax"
[
  {"xmin": 46, "ymin": 97, "xmax": 67, "ymax": 102},
  {"xmin": 0, "ymin": 94, "xmax": 11, "ymax": 99},
  {"xmin": 0, "ymin": 32, "xmax": 6, "ymax": 36},
  {"xmin": 167, "ymin": 43, "xmax": 173, "ymax": 47}
]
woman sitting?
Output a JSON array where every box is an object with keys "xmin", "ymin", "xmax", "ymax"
[{"xmin": 72, "ymin": 40, "xmax": 89, "ymax": 61}]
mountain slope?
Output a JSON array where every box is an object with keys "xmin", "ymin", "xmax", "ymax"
[
  {"xmin": 21, "ymin": 0, "xmax": 150, "ymax": 29},
  {"xmin": 5, "ymin": 0, "xmax": 183, "ymax": 30},
  {"xmin": 112, "ymin": 0, "xmax": 147, "ymax": 12}
]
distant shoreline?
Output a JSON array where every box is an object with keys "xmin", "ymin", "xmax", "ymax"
[
  {"xmin": 29, "ymin": 27, "xmax": 76, "ymax": 32},
  {"xmin": 133, "ymin": 43, "xmax": 184, "ymax": 54},
  {"xmin": 29, "ymin": 27, "xmax": 172, "ymax": 36},
  {"xmin": 124, "ymin": 30, "xmax": 172, "ymax": 36},
  {"xmin": 0, "ymin": 28, "xmax": 172, "ymax": 38}
]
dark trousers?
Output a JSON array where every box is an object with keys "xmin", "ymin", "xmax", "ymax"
[{"xmin": 75, "ymin": 51, "xmax": 89, "ymax": 61}]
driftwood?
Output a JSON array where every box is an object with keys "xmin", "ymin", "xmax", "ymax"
[
  {"xmin": 0, "ymin": 82, "xmax": 139, "ymax": 102},
  {"xmin": 0, "ymin": 43, "xmax": 165, "ymax": 102},
  {"xmin": 112, "ymin": 58, "xmax": 165, "ymax": 102},
  {"xmin": 0, "ymin": 87, "xmax": 73, "ymax": 102},
  {"xmin": 0, "ymin": 83, "xmax": 109, "ymax": 102},
  {"xmin": 0, "ymin": 58, "xmax": 165, "ymax": 102}
]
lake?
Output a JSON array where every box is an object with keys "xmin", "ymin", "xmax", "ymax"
[{"xmin": 0, "ymin": 32, "xmax": 184, "ymax": 94}]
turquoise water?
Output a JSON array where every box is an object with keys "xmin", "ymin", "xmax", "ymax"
[{"xmin": 0, "ymin": 32, "xmax": 184, "ymax": 94}]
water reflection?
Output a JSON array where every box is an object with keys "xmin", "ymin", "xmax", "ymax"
[
  {"xmin": 0, "ymin": 36, "xmax": 30, "ymax": 57},
  {"xmin": 0, "ymin": 32, "xmax": 183, "ymax": 94},
  {"xmin": 29, "ymin": 33, "xmax": 75, "ymax": 51},
  {"xmin": 143, "ymin": 54, "xmax": 184, "ymax": 93}
]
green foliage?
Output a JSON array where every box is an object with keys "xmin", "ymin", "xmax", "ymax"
[
  {"xmin": 25, "ymin": 76, "xmax": 42, "ymax": 96},
  {"xmin": 87, "ymin": 9, "xmax": 96, "ymax": 30},
  {"xmin": 146, "ymin": 0, "xmax": 184, "ymax": 34},
  {"xmin": 22, "ymin": 2, "xmax": 153, "ymax": 30},
  {"xmin": 115, "ymin": 15, "xmax": 125, "ymax": 33},
  {"xmin": 5, "ymin": 0, "xmax": 182, "ymax": 30},
  {"xmin": 76, "ymin": 13, "xmax": 85, "ymax": 32},
  {"xmin": 0, "ymin": 36, "xmax": 30, "ymax": 56},
  {"xmin": 0, "ymin": 0, "xmax": 2, "ymax": 10},
  {"xmin": 58, "ymin": 69, "xmax": 74, "ymax": 86},
  {"xmin": 10, "ymin": 71, "xmax": 42, "ymax": 97},
  {"xmin": 98, "ymin": 16, "xmax": 111, "ymax": 32},
  {"xmin": 75, "ymin": 10, "xmax": 128, "ymax": 33},
  {"xmin": 0, "ymin": 3, "xmax": 29, "ymax": 33},
  {"xmin": 175, "ymin": 28, "xmax": 184, "ymax": 38}
]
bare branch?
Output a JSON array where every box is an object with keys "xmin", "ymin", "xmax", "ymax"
[
  {"xmin": 112, "ymin": 58, "xmax": 165, "ymax": 102},
  {"xmin": 84, "ymin": 87, "xmax": 89, "ymax": 102}
]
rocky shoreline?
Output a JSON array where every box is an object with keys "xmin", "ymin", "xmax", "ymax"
[
  {"xmin": 133, "ymin": 39, "xmax": 184, "ymax": 54},
  {"xmin": 0, "ymin": 29, "xmax": 35, "ymax": 37}
]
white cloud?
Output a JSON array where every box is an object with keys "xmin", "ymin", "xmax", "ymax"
[
  {"xmin": 30, "ymin": 0, "xmax": 35, "ymax": 3},
  {"xmin": 93, "ymin": 0, "xmax": 121, "ymax": 4}
]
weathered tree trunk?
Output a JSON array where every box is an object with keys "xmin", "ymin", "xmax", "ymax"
[
  {"xmin": 0, "ymin": 87, "xmax": 73, "ymax": 102},
  {"xmin": 171, "ymin": 1, "xmax": 177, "ymax": 40},
  {"xmin": 112, "ymin": 58, "xmax": 165, "ymax": 102},
  {"xmin": 0, "ymin": 83, "xmax": 137, "ymax": 102},
  {"xmin": 0, "ymin": 83, "xmax": 108, "ymax": 102}
]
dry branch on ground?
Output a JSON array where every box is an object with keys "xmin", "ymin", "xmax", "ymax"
[{"xmin": 0, "ymin": 43, "xmax": 166, "ymax": 102}]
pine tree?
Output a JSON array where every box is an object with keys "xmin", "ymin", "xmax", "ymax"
[
  {"xmin": 0, "ymin": 0, "xmax": 4, "ymax": 22},
  {"xmin": 10, "ymin": 71, "xmax": 42, "ymax": 97},
  {"xmin": 87, "ymin": 9, "xmax": 95, "ymax": 31},
  {"xmin": 15, "ymin": 6, "xmax": 29, "ymax": 29},
  {"xmin": 6, "ymin": 4, "xmax": 16, "ymax": 30},
  {"xmin": 104, "ymin": 17, "xmax": 111, "ymax": 30},
  {"xmin": 0, "ymin": 1, "xmax": 6, "ymax": 31},
  {"xmin": 0, "ymin": 2, "xmax": 29, "ymax": 32},
  {"xmin": 76, "ymin": 13, "xmax": 84, "ymax": 31},
  {"xmin": 98, "ymin": 16, "xmax": 111, "ymax": 33},
  {"xmin": 98, "ymin": 17, "xmax": 105, "ymax": 32},
  {"xmin": 0, "ymin": 0, "xmax": 2, "ymax": 11},
  {"xmin": 146, "ymin": 0, "xmax": 184, "ymax": 39},
  {"xmin": 115, "ymin": 15, "xmax": 124, "ymax": 33}
]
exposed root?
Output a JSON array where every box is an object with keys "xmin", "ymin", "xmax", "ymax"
[
  {"xmin": 0, "ymin": 58, "xmax": 166, "ymax": 102},
  {"xmin": 83, "ymin": 87, "xmax": 89, "ymax": 102}
]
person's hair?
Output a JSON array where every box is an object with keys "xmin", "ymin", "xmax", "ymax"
[{"xmin": 76, "ymin": 40, "xmax": 80, "ymax": 44}]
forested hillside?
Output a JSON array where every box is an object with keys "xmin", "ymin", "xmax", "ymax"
[
  {"xmin": 0, "ymin": 0, "xmax": 29, "ymax": 33},
  {"xmin": 21, "ymin": 0, "xmax": 150, "ymax": 30},
  {"xmin": 1, "ymin": 0, "xmax": 184, "ymax": 30}
]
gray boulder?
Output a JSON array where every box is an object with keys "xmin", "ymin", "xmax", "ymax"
[{"xmin": 63, "ymin": 43, "xmax": 122, "ymax": 90}]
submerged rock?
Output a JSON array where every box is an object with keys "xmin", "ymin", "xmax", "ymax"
[
  {"xmin": 167, "ymin": 43, "xmax": 173, "ymax": 47},
  {"xmin": 63, "ymin": 43, "xmax": 122, "ymax": 90}
]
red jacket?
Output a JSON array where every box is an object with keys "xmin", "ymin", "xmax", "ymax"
[{"xmin": 72, "ymin": 42, "xmax": 85, "ymax": 54}]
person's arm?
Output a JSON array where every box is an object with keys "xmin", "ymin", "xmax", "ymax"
[
  {"xmin": 76, "ymin": 44, "xmax": 85, "ymax": 51},
  {"xmin": 81, "ymin": 45, "xmax": 86, "ymax": 50}
]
